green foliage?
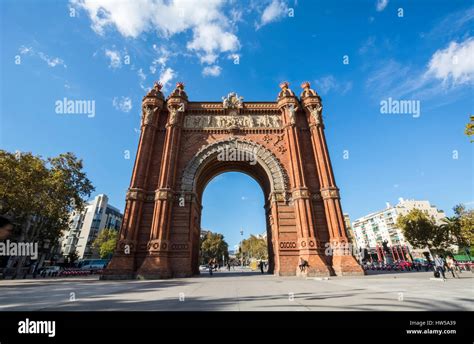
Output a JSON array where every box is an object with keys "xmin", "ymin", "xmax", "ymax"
[
  {"xmin": 92, "ymin": 228, "xmax": 118, "ymax": 259},
  {"xmin": 466, "ymin": 115, "xmax": 474, "ymax": 142},
  {"xmin": 396, "ymin": 209, "xmax": 450, "ymax": 251},
  {"xmin": 240, "ymin": 234, "xmax": 268, "ymax": 260},
  {"xmin": 442, "ymin": 204, "xmax": 474, "ymax": 249},
  {"xmin": 0, "ymin": 150, "xmax": 94, "ymax": 245},
  {"xmin": 397, "ymin": 205, "xmax": 474, "ymax": 253},
  {"xmin": 200, "ymin": 231, "xmax": 229, "ymax": 264},
  {"xmin": 67, "ymin": 250, "xmax": 80, "ymax": 265}
]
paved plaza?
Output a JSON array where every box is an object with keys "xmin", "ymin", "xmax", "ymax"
[{"xmin": 0, "ymin": 270, "xmax": 472, "ymax": 311}]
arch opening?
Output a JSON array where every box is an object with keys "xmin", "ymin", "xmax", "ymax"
[
  {"xmin": 199, "ymin": 172, "xmax": 271, "ymax": 276},
  {"xmin": 181, "ymin": 139, "xmax": 288, "ymax": 276}
]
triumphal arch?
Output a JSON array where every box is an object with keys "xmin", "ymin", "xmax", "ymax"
[{"xmin": 102, "ymin": 81, "xmax": 364, "ymax": 279}]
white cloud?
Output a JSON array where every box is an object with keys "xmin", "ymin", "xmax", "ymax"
[
  {"xmin": 376, "ymin": 0, "xmax": 389, "ymax": 12},
  {"xmin": 366, "ymin": 37, "xmax": 474, "ymax": 101},
  {"xmin": 425, "ymin": 37, "xmax": 474, "ymax": 86},
  {"xmin": 19, "ymin": 46, "xmax": 67, "ymax": 68},
  {"xmin": 314, "ymin": 75, "xmax": 352, "ymax": 95},
  {"xmin": 150, "ymin": 44, "xmax": 171, "ymax": 74},
  {"xmin": 105, "ymin": 49, "xmax": 121, "ymax": 69},
  {"xmin": 19, "ymin": 46, "xmax": 33, "ymax": 54},
  {"xmin": 159, "ymin": 67, "xmax": 176, "ymax": 90},
  {"xmin": 256, "ymin": 0, "xmax": 288, "ymax": 29},
  {"xmin": 187, "ymin": 23, "xmax": 240, "ymax": 64},
  {"xmin": 113, "ymin": 96, "xmax": 133, "ymax": 112},
  {"xmin": 202, "ymin": 65, "xmax": 222, "ymax": 77},
  {"xmin": 138, "ymin": 68, "xmax": 147, "ymax": 91},
  {"xmin": 71, "ymin": 0, "xmax": 240, "ymax": 66}
]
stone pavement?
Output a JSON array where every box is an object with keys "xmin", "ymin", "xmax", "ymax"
[{"xmin": 0, "ymin": 270, "xmax": 472, "ymax": 311}]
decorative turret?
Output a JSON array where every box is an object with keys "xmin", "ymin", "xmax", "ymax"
[
  {"xmin": 299, "ymin": 82, "xmax": 323, "ymax": 128},
  {"xmin": 300, "ymin": 81, "xmax": 320, "ymax": 100},
  {"xmin": 141, "ymin": 82, "xmax": 164, "ymax": 127},
  {"xmin": 277, "ymin": 81, "xmax": 296, "ymax": 100},
  {"xmin": 166, "ymin": 82, "xmax": 188, "ymax": 127},
  {"xmin": 143, "ymin": 82, "xmax": 165, "ymax": 101},
  {"xmin": 167, "ymin": 82, "xmax": 188, "ymax": 101},
  {"xmin": 277, "ymin": 81, "xmax": 299, "ymax": 126}
]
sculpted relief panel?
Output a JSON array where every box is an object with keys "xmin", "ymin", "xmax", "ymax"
[{"xmin": 184, "ymin": 114, "xmax": 282, "ymax": 129}]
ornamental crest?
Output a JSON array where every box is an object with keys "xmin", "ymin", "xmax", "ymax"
[{"xmin": 222, "ymin": 92, "xmax": 243, "ymax": 109}]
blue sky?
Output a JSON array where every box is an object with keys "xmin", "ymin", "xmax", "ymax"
[{"xmin": 1, "ymin": 0, "xmax": 473, "ymax": 248}]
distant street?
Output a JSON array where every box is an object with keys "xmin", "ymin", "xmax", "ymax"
[{"xmin": 0, "ymin": 271, "xmax": 472, "ymax": 311}]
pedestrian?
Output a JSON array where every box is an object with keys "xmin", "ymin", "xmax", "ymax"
[
  {"xmin": 227, "ymin": 261, "xmax": 231, "ymax": 271},
  {"xmin": 298, "ymin": 257, "xmax": 309, "ymax": 273},
  {"xmin": 259, "ymin": 260, "xmax": 265, "ymax": 274},
  {"xmin": 434, "ymin": 254, "xmax": 446, "ymax": 280},
  {"xmin": 445, "ymin": 255, "xmax": 459, "ymax": 278},
  {"xmin": 208, "ymin": 259, "xmax": 213, "ymax": 276}
]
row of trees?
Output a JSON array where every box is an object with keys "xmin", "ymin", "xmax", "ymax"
[
  {"xmin": 397, "ymin": 204, "xmax": 473, "ymax": 255},
  {"xmin": 200, "ymin": 231, "xmax": 229, "ymax": 265},
  {"xmin": 199, "ymin": 231, "xmax": 268, "ymax": 266},
  {"xmin": 0, "ymin": 150, "xmax": 94, "ymax": 273},
  {"xmin": 238, "ymin": 234, "xmax": 268, "ymax": 261}
]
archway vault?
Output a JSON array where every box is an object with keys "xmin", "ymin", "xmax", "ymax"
[
  {"xmin": 103, "ymin": 82, "xmax": 364, "ymax": 280},
  {"xmin": 180, "ymin": 138, "xmax": 289, "ymax": 200}
]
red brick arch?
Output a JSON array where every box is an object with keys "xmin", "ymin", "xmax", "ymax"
[{"xmin": 102, "ymin": 82, "xmax": 364, "ymax": 279}]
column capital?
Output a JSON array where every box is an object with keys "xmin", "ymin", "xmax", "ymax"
[
  {"xmin": 291, "ymin": 187, "xmax": 311, "ymax": 200},
  {"xmin": 126, "ymin": 188, "xmax": 146, "ymax": 201},
  {"xmin": 320, "ymin": 187, "xmax": 340, "ymax": 200},
  {"xmin": 269, "ymin": 191, "xmax": 288, "ymax": 203},
  {"xmin": 154, "ymin": 188, "xmax": 175, "ymax": 201}
]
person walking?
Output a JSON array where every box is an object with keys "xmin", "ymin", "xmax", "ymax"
[
  {"xmin": 208, "ymin": 259, "xmax": 213, "ymax": 276},
  {"xmin": 445, "ymin": 255, "xmax": 459, "ymax": 278},
  {"xmin": 434, "ymin": 254, "xmax": 446, "ymax": 280},
  {"xmin": 298, "ymin": 257, "xmax": 309, "ymax": 273},
  {"xmin": 259, "ymin": 260, "xmax": 265, "ymax": 274}
]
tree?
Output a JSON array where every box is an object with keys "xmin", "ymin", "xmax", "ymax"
[
  {"xmin": 0, "ymin": 150, "xmax": 94, "ymax": 275},
  {"xmin": 466, "ymin": 115, "xmax": 474, "ymax": 142},
  {"xmin": 66, "ymin": 250, "xmax": 80, "ymax": 266},
  {"xmin": 396, "ymin": 209, "xmax": 451, "ymax": 253},
  {"xmin": 200, "ymin": 231, "xmax": 229, "ymax": 265},
  {"xmin": 441, "ymin": 204, "xmax": 474, "ymax": 251},
  {"xmin": 92, "ymin": 229, "xmax": 118, "ymax": 259},
  {"xmin": 241, "ymin": 235, "xmax": 268, "ymax": 261}
]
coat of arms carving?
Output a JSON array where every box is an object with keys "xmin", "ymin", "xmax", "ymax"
[{"xmin": 222, "ymin": 92, "xmax": 243, "ymax": 109}]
